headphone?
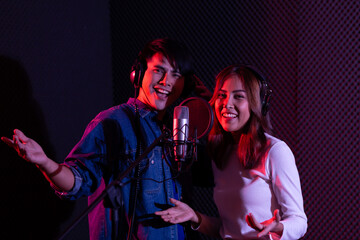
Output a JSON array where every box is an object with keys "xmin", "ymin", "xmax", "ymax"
[
  {"xmin": 237, "ymin": 64, "xmax": 272, "ymax": 116},
  {"xmin": 130, "ymin": 55, "xmax": 146, "ymax": 88}
]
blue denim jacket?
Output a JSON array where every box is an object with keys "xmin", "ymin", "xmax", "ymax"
[{"xmin": 56, "ymin": 98, "xmax": 184, "ymax": 240}]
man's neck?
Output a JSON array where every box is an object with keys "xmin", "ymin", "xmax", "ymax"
[
  {"xmin": 134, "ymin": 97, "xmax": 165, "ymax": 121},
  {"xmin": 157, "ymin": 110, "xmax": 166, "ymax": 120}
]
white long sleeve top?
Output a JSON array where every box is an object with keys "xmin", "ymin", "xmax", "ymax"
[{"xmin": 208, "ymin": 134, "xmax": 307, "ymax": 240}]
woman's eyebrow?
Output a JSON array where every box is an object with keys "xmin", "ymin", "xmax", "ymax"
[
  {"xmin": 219, "ymin": 89, "xmax": 246, "ymax": 93},
  {"xmin": 233, "ymin": 89, "xmax": 246, "ymax": 93}
]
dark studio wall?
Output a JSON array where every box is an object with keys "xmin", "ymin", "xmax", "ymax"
[
  {"xmin": 0, "ymin": 1, "xmax": 359, "ymax": 240},
  {"xmin": 110, "ymin": 1, "xmax": 359, "ymax": 238},
  {"xmin": 0, "ymin": 1, "xmax": 112, "ymax": 239}
]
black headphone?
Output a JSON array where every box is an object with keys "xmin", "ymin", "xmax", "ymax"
[
  {"xmin": 130, "ymin": 55, "xmax": 146, "ymax": 88},
  {"xmin": 237, "ymin": 64, "xmax": 272, "ymax": 116}
]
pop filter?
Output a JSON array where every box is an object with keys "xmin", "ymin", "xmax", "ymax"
[{"xmin": 179, "ymin": 97, "xmax": 213, "ymax": 139}]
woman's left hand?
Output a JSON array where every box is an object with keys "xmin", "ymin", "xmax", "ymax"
[{"xmin": 246, "ymin": 209, "xmax": 284, "ymax": 238}]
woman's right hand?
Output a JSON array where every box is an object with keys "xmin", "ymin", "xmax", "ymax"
[
  {"xmin": 1, "ymin": 129, "xmax": 49, "ymax": 167},
  {"xmin": 155, "ymin": 198, "xmax": 200, "ymax": 225},
  {"xmin": 246, "ymin": 209, "xmax": 283, "ymax": 238}
]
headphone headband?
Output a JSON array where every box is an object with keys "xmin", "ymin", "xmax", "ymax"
[{"xmin": 236, "ymin": 64, "xmax": 272, "ymax": 116}]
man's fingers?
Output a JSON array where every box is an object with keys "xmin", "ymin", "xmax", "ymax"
[
  {"xmin": 154, "ymin": 210, "xmax": 169, "ymax": 216},
  {"xmin": 155, "ymin": 212, "xmax": 174, "ymax": 223},
  {"xmin": 169, "ymin": 198, "xmax": 181, "ymax": 205},
  {"xmin": 13, "ymin": 135, "xmax": 22, "ymax": 147},
  {"xmin": 1, "ymin": 129, "xmax": 28, "ymax": 147},
  {"xmin": 155, "ymin": 198, "xmax": 181, "ymax": 216},
  {"xmin": 14, "ymin": 129, "xmax": 29, "ymax": 142},
  {"xmin": 1, "ymin": 137, "xmax": 14, "ymax": 147}
]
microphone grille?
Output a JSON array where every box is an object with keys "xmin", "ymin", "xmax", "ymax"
[{"xmin": 174, "ymin": 106, "xmax": 189, "ymax": 119}]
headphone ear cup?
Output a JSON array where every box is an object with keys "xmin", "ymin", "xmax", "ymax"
[
  {"xmin": 240, "ymin": 64, "xmax": 271, "ymax": 116},
  {"xmin": 261, "ymin": 98, "xmax": 268, "ymax": 116},
  {"xmin": 130, "ymin": 70, "xmax": 136, "ymax": 85},
  {"xmin": 260, "ymin": 85, "xmax": 272, "ymax": 116},
  {"xmin": 130, "ymin": 59, "xmax": 144, "ymax": 88}
]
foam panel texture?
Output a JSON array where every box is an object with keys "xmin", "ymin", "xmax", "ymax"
[{"xmin": 109, "ymin": 1, "xmax": 359, "ymax": 239}]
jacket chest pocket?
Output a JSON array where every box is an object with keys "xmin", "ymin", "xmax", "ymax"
[{"xmin": 140, "ymin": 147, "xmax": 166, "ymax": 196}]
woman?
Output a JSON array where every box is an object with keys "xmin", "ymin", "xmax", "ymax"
[{"xmin": 155, "ymin": 65, "xmax": 307, "ymax": 239}]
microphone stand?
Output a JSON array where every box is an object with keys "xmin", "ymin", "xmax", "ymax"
[{"xmin": 57, "ymin": 128, "xmax": 171, "ymax": 240}]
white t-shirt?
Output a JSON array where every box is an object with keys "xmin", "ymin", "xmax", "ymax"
[{"xmin": 212, "ymin": 134, "xmax": 307, "ymax": 240}]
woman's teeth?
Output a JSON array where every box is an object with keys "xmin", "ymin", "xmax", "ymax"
[{"xmin": 222, "ymin": 113, "xmax": 237, "ymax": 118}]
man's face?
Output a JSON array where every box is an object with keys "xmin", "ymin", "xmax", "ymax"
[{"xmin": 137, "ymin": 52, "xmax": 185, "ymax": 113}]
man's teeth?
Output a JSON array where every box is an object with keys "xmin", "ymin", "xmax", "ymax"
[
  {"xmin": 222, "ymin": 113, "xmax": 237, "ymax": 118},
  {"xmin": 156, "ymin": 89, "xmax": 170, "ymax": 95}
]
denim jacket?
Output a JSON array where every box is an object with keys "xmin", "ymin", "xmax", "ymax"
[{"xmin": 55, "ymin": 98, "xmax": 184, "ymax": 240}]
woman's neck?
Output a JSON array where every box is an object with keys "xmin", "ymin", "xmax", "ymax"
[{"xmin": 231, "ymin": 130, "xmax": 243, "ymax": 144}]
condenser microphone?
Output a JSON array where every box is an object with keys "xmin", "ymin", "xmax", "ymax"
[{"xmin": 173, "ymin": 106, "xmax": 189, "ymax": 172}]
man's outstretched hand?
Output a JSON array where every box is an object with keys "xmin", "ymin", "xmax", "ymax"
[{"xmin": 2, "ymin": 129, "xmax": 49, "ymax": 166}]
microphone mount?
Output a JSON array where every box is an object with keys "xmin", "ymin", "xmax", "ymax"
[{"xmin": 162, "ymin": 126, "xmax": 199, "ymax": 173}]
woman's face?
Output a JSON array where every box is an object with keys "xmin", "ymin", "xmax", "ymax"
[{"xmin": 215, "ymin": 75, "xmax": 251, "ymax": 134}]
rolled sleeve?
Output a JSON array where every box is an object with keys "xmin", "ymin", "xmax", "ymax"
[{"xmin": 52, "ymin": 165, "xmax": 83, "ymax": 200}]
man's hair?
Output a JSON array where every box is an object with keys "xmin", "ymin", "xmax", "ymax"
[{"xmin": 132, "ymin": 38, "xmax": 195, "ymax": 96}]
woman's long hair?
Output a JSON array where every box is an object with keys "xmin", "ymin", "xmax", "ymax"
[{"xmin": 208, "ymin": 65, "xmax": 272, "ymax": 169}]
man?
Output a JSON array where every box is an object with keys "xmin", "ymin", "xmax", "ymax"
[{"xmin": 2, "ymin": 38, "xmax": 199, "ymax": 240}]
